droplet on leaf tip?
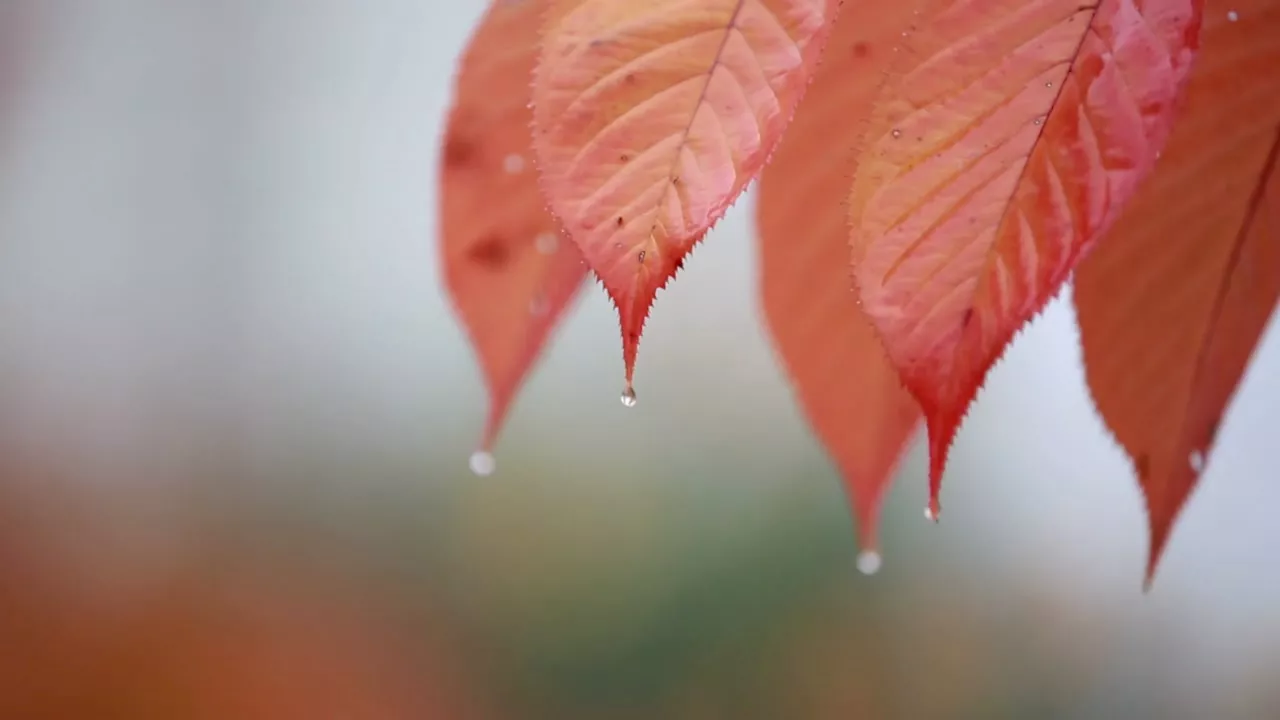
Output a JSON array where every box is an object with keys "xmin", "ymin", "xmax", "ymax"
[
  {"xmin": 469, "ymin": 450, "xmax": 496, "ymax": 477},
  {"xmin": 620, "ymin": 385, "xmax": 637, "ymax": 408},
  {"xmin": 856, "ymin": 550, "xmax": 882, "ymax": 576},
  {"xmin": 924, "ymin": 504, "xmax": 940, "ymax": 523}
]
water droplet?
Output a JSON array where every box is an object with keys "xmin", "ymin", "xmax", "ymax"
[
  {"xmin": 1045, "ymin": 81, "xmax": 1053, "ymax": 88},
  {"xmin": 891, "ymin": 128, "xmax": 902, "ymax": 138},
  {"xmin": 856, "ymin": 550, "xmax": 882, "ymax": 576},
  {"xmin": 535, "ymin": 232, "xmax": 558, "ymax": 254},
  {"xmin": 1033, "ymin": 116, "xmax": 1044, "ymax": 126},
  {"xmin": 529, "ymin": 295, "xmax": 549, "ymax": 316},
  {"xmin": 503, "ymin": 153, "xmax": 525, "ymax": 174},
  {"xmin": 924, "ymin": 504, "xmax": 940, "ymax": 522},
  {"xmin": 469, "ymin": 451, "xmax": 496, "ymax": 476},
  {"xmin": 620, "ymin": 386, "xmax": 637, "ymax": 408},
  {"xmin": 1189, "ymin": 449, "xmax": 1205, "ymax": 473},
  {"xmin": 1227, "ymin": 9, "xmax": 1239, "ymax": 20}
]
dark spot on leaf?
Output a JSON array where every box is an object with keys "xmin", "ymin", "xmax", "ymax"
[
  {"xmin": 961, "ymin": 308, "xmax": 974, "ymax": 326},
  {"xmin": 467, "ymin": 233, "xmax": 510, "ymax": 270},
  {"xmin": 620, "ymin": 153, "xmax": 631, "ymax": 162},
  {"xmin": 851, "ymin": 42, "xmax": 870, "ymax": 58},
  {"xmin": 624, "ymin": 73, "xmax": 637, "ymax": 84},
  {"xmin": 444, "ymin": 135, "xmax": 476, "ymax": 167},
  {"xmin": 616, "ymin": 216, "xmax": 625, "ymax": 227},
  {"xmin": 1181, "ymin": 20, "xmax": 1199, "ymax": 49}
]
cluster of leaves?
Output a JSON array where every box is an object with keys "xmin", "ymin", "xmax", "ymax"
[{"xmin": 440, "ymin": 0, "xmax": 1279, "ymax": 586}]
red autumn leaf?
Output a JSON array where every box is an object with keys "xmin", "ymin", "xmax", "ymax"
[
  {"xmin": 1074, "ymin": 0, "xmax": 1280, "ymax": 586},
  {"xmin": 758, "ymin": 1, "xmax": 922, "ymax": 569},
  {"xmin": 531, "ymin": 0, "xmax": 841, "ymax": 398},
  {"xmin": 845, "ymin": 0, "xmax": 1204, "ymax": 515},
  {"xmin": 440, "ymin": 0, "xmax": 587, "ymax": 472}
]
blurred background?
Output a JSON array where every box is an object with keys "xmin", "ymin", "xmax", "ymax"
[{"xmin": 1, "ymin": 1, "xmax": 1278, "ymax": 718}]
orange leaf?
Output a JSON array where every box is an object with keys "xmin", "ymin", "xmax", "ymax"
[
  {"xmin": 532, "ymin": 0, "xmax": 841, "ymax": 396},
  {"xmin": 440, "ymin": 0, "xmax": 587, "ymax": 473},
  {"xmin": 1074, "ymin": 0, "xmax": 1280, "ymax": 586},
  {"xmin": 758, "ymin": 2, "xmax": 922, "ymax": 567},
  {"xmin": 846, "ymin": 0, "xmax": 1204, "ymax": 515}
]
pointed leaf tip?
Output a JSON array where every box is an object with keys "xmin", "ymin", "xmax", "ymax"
[
  {"xmin": 533, "ymin": 0, "xmax": 843, "ymax": 381},
  {"xmin": 440, "ymin": 0, "xmax": 588, "ymax": 454},
  {"xmin": 1075, "ymin": 0, "xmax": 1280, "ymax": 585},
  {"xmin": 757, "ymin": 0, "xmax": 921, "ymax": 559},
  {"xmin": 847, "ymin": 0, "xmax": 1204, "ymax": 502}
]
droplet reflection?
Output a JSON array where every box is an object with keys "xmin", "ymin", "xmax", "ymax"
[
  {"xmin": 469, "ymin": 450, "xmax": 496, "ymax": 477},
  {"xmin": 1189, "ymin": 449, "xmax": 1205, "ymax": 473},
  {"xmin": 534, "ymin": 232, "xmax": 558, "ymax": 254},
  {"xmin": 856, "ymin": 550, "xmax": 882, "ymax": 576}
]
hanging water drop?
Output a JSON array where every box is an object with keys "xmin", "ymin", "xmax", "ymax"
[
  {"xmin": 1189, "ymin": 449, "xmax": 1205, "ymax": 473},
  {"xmin": 469, "ymin": 450, "xmax": 496, "ymax": 477},
  {"xmin": 620, "ymin": 385, "xmax": 637, "ymax": 408},
  {"xmin": 856, "ymin": 550, "xmax": 882, "ymax": 576},
  {"xmin": 924, "ymin": 504, "xmax": 940, "ymax": 522}
]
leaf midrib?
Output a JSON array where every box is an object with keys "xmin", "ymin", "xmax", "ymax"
[{"xmin": 644, "ymin": 0, "xmax": 750, "ymax": 252}]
